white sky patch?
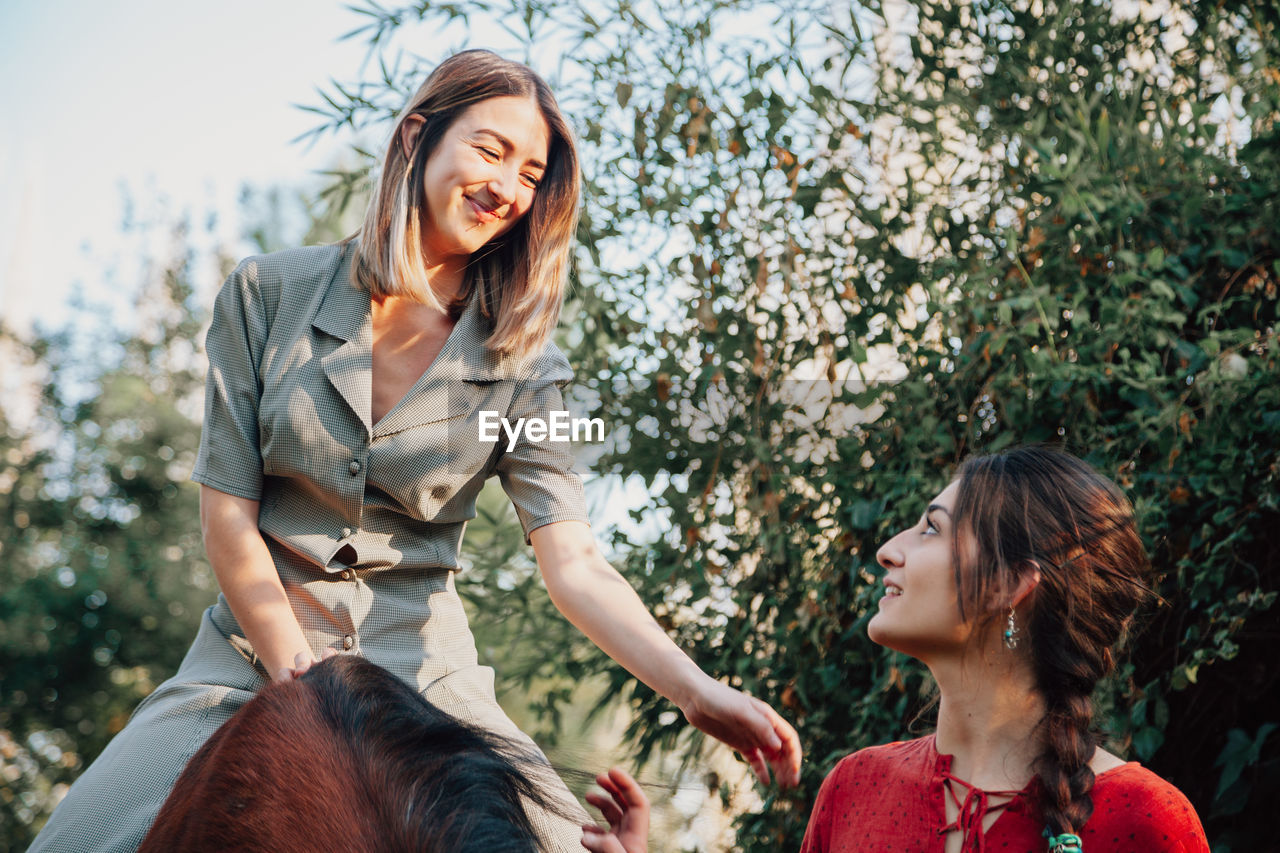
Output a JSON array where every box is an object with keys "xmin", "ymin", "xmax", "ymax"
[{"xmin": 0, "ymin": 0, "xmax": 368, "ymax": 332}]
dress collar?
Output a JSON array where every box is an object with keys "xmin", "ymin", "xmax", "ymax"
[
  {"xmin": 312, "ymin": 244, "xmax": 516, "ymax": 383},
  {"xmin": 928, "ymin": 735, "xmax": 1034, "ymax": 853}
]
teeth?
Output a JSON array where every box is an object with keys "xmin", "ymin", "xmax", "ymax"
[{"xmin": 884, "ymin": 587, "xmax": 902, "ymax": 596}]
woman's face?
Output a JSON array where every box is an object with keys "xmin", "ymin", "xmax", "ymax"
[
  {"xmin": 414, "ymin": 95, "xmax": 550, "ymax": 261},
  {"xmin": 867, "ymin": 481, "xmax": 972, "ymax": 659}
]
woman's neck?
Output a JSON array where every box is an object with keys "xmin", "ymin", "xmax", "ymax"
[
  {"xmin": 929, "ymin": 648, "xmax": 1046, "ymax": 791},
  {"xmin": 419, "ymin": 250, "xmax": 468, "ymax": 304}
]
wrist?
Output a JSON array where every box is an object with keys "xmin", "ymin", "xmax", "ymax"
[{"xmin": 668, "ymin": 666, "xmax": 718, "ymax": 712}]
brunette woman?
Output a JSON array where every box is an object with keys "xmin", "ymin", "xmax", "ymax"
[
  {"xmin": 31, "ymin": 49, "xmax": 798, "ymax": 852},
  {"xmin": 801, "ymin": 446, "xmax": 1208, "ymax": 853}
]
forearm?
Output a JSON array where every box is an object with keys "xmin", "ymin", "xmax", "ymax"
[
  {"xmin": 200, "ymin": 486, "xmax": 311, "ymax": 678},
  {"xmin": 536, "ymin": 534, "xmax": 711, "ymax": 708},
  {"xmin": 532, "ymin": 522, "xmax": 803, "ymax": 787}
]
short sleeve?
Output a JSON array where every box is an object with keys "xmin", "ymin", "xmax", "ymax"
[
  {"xmin": 493, "ymin": 345, "xmax": 590, "ymax": 542},
  {"xmin": 1085, "ymin": 764, "xmax": 1210, "ymax": 853},
  {"xmin": 191, "ymin": 258, "xmax": 269, "ymax": 500},
  {"xmin": 800, "ymin": 755, "xmax": 857, "ymax": 853}
]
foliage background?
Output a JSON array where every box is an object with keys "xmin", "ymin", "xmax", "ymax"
[{"xmin": 3, "ymin": 1, "xmax": 1278, "ymax": 851}]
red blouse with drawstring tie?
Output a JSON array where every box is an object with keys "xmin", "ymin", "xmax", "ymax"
[{"xmin": 799, "ymin": 735, "xmax": 1208, "ymax": 853}]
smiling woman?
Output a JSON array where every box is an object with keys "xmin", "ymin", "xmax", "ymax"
[
  {"xmin": 415, "ymin": 97, "xmax": 549, "ymax": 256},
  {"xmin": 30, "ymin": 48, "xmax": 799, "ymax": 853},
  {"xmin": 352, "ymin": 50, "xmax": 580, "ymax": 362},
  {"xmin": 801, "ymin": 446, "xmax": 1209, "ymax": 853}
]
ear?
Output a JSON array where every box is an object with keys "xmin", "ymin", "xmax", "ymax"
[
  {"xmin": 1010, "ymin": 562, "xmax": 1042, "ymax": 608},
  {"xmin": 399, "ymin": 114, "xmax": 426, "ymax": 160}
]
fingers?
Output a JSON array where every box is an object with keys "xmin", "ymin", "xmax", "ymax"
[
  {"xmin": 580, "ymin": 824, "xmax": 626, "ymax": 853},
  {"xmin": 600, "ymin": 768, "xmax": 649, "ymax": 812},
  {"xmin": 273, "ymin": 652, "xmax": 319, "ymax": 683},
  {"xmin": 745, "ymin": 697, "xmax": 803, "ymax": 788},
  {"xmin": 585, "ymin": 791, "xmax": 623, "ymax": 828},
  {"xmin": 604, "ymin": 767, "xmax": 650, "ymax": 831},
  {"xmin": 291, "ymin": 651, "xmax": 315, "ymax": 679},
  {"xmin": 743, "ymin": 747, "xmax": 771, "ymax": 787},
  {"xmin": 584, "ymin": 768, "xmax": 650, "ymax": 853},
  {"xmin": 744, "ymin": 696, "xmax": 783, "ymax": 753},
  {"xmin": 585, "ymin": 768, "xmax": 649, "ymax": 827}
]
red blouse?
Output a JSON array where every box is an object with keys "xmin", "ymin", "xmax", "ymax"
[{"xmin": 800, "ymin": 736, "xmax": 1209, "ymax": 853}]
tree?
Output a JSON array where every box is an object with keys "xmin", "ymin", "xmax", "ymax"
[
  {"xmin": 0, "ymin": 218, "xmax": 227, "ymax": 848},
  {"xmin": 312, "ymin": 1, "xmax": 1278, "ymax": 848}
]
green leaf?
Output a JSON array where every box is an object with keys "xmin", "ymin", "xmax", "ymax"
[
  {"xmin": 1214, "ymin": 723, "xmax": 1279, "ymax": 801},
  {"xmin": 1133, "ymin": 726, "xmax": 1165, "ymax": 761}
]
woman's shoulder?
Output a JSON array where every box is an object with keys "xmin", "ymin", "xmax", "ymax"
[
  {"xmin": 1093, "ymin": 762, "xmax": 1199, "ymax": 810},
  {"xmin": 825, "ymin": 735, "xmax": 936, "ymax": 782},
  {"xmin": 1086, "ymin": 763, "xmax": 1208, "ymax": 850},
  {"xmin": 233, "ymin": 242, "xmax": 348, "ymax": 289},
  {"xmin": 225, "ymin": 242, "xmax": 351, "ymax": 321},
  {"xmin": 516, "ymin": 338, "xmax": 573, "ymax": 385},
  {"xmin": 804, "ymin": 736, "xmax": 938, "ymax": 847}
]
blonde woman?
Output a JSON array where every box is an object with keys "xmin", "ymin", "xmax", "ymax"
[{"xmin": 32, "ymin": 50, "xmax": 800, "ymax": 852}]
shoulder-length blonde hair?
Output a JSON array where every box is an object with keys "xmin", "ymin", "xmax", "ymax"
[{"xmin": 351, "ymin": 49, "xmax": 580, "ymax": 361}]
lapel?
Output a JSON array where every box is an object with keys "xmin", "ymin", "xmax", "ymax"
[
  {"xmin": 314, "ymin": 249, "xmax": 375, "ymax": 441},
  {"xmin": 372, "ymin": 289, "xmax": 516, "ymax": 437}
]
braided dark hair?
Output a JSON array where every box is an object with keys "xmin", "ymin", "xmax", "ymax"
[{"xmin": 950, "ymin": 446, "xmax": 1150, "ymax": 839}]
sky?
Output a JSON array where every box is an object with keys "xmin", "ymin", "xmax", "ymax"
[
  {"xmin": 0, "ymin": 0, "xmax": 374, "ymax": 333},
  {"xmin": 0, "ymin": 0, "xmax": 656, "ymax": 540}
]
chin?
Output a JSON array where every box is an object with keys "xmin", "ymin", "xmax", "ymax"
[
  {"xmin": 462, "ymin": 229, "xmax": 503, "ymax": 255},
  {"xmin": 866, "ymin": 617, "xmax": 890, "ymax": 648},
  {"xmin": 867, "ymin": 620, "xmax": 914, "ymax": 657}
]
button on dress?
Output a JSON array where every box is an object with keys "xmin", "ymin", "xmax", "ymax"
[{"xmin": 31, "ymin": 241, "xmax": 593, "ymax": 851}]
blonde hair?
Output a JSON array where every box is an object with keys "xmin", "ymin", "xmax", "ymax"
[{"xmin": 351, "ymin": 50, "xmax": 581, "ymax": 361}]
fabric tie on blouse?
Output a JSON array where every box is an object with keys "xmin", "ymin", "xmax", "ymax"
[{"xmin": 936, "ymin": 770, "xmax": 1026, "ymax": 853}]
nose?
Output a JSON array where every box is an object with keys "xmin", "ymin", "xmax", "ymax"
[
  {"xmin": 876, "ymin": 530, "xmax": 905, "ymax": 570},
  {"xmin": 487, "ymin": 168, "xmax": 518, "ymax": 207}
]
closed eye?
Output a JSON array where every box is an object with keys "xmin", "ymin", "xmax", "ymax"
[{"xmin": 475, "ymin": 145, "xmax": 500, "ymax": 160}]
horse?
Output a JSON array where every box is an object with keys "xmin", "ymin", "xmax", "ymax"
[{"xmin": 138, "ymin": 654, "xmax": 575, "ymax": 852}]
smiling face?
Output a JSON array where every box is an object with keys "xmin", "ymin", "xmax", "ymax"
[
  {"xmin": 867, "ymin": 481, "xmax": 975, "ymax": 661},
  {"xmin": 414, "ymin": 95, "xmax": 551, "ymax": 262}
]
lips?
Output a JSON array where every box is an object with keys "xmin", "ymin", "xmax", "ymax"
[
  {"xmin": 882, "ymin": 580, "xmax": 903, "ymax": 599},
  {"xmin": 465, "ymin": 195, "xmax": 501, "ymax": 223}
]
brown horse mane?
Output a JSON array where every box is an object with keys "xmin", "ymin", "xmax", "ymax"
[{"xmin": 139, "ymin": 655, "xmax": 572, "ymax": 852}]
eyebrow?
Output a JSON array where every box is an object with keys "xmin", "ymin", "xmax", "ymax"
[
  {"xmin": 926, "ymin": 504, "xmax": 952, "ymax": 517},
  {"xmin": 472, "ymin": 128, "xmax": 547, "ymax": 171}
]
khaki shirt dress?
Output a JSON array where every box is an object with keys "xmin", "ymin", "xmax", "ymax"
[{"xmin": 31, "ymin": 242, "xmax": 592, "ymax": 851}]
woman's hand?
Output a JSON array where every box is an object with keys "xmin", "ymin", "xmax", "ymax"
[
  {"xmin": 682, "ymin": 678, "xmax": 803, "ymax": 788},
  {"xmin": 531, "ymin": 523, "xmax": 804, "ymax": 788},
  {"xmin": 581, "ymin": 767, "xmax": 649, "ymax": 853},
  {"xmin": 272, "ymin": 647, "xmax": 339, "ymax": 683}
]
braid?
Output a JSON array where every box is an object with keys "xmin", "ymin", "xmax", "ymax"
[
  {"xmin": 951, "ymin": 446, "xmax": 1150, "ymax": 845},
  {"xmin": 1031, "ymin": 600, "xmax": 1108, "ymax": 835}
]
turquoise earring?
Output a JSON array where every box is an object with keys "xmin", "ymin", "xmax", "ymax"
[{"xmin": 1003, "ymin": 607, "xmax": 1019, "ymax": 650}]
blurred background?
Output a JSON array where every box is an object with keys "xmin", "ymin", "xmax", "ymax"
[{"xmin": 1, "ymin": 1, "xmax": 1277, "ymax": 850}]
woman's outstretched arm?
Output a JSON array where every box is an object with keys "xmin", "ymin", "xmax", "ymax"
[
  {"xmin": 530, "ymin": 520, "xmax": 802, "ymax": 787},
  {"xmin": 199, "ymin": 485, "xmax": 317, "ymax": 682}
]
